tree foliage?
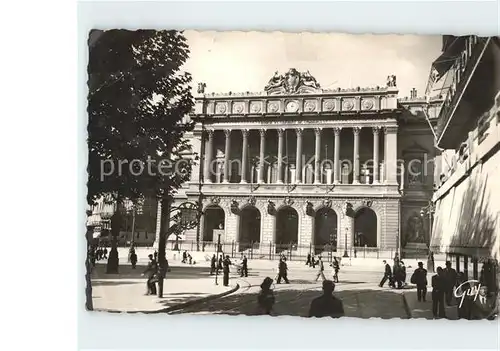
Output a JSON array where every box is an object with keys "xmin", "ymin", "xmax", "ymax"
[{"xmin": 87, "ymin": 29, "xmax": 195, "ymax": 206}]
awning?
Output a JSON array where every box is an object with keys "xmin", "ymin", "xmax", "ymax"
[
  {"xmin": 431, "ymin": 36, "xmax": 466, "ymax": 76},
  {"xmin": 432, "ymin": 151, "xmax": 500, "ymax": 258}
]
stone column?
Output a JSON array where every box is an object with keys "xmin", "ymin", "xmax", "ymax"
[
  {"xmin": 333, "ymin": 127, "xmax": 341, "ymax": 184},
  {"xmin": 295, "ymin": 128, "xmax": 303, "ymax": 184},
  {"xmin": 203, "ymin": 129, "xmax": 214, "ymax": 183},
  {"xmin": 258, "ymin": 129, "xmax": 266, "ymax": 183},
  {"xmin": 277, "ymin": 129, "xmax": 284, "ymax": 184},
  {"xmin": 384, "ymin": 126, "xmax": 398, "ymax": 184},
  {"xmin": 352, "ymin": 127, "xmax": 361, "ymax": 184},
  {"xmin": 372, "ymin": 127, "xmax": 380, "ymax": 184},
  {"xmin": 240, "ymin": 129, "xmax": 249, "ymax": 183},
  {"xmin": 314, "ymin": 128, "xmax": 322, "ymax": 184},
  {"xmin": 223, "ymin": 129, "xmax": 231, "ymax": 183}
]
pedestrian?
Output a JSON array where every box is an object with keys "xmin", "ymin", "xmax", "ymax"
[
  {"xmin": 311, "ymin": 254, "xmax": 316, "ymax": 269},
  {"xmin": 210, "ymin": 254, "xmax": 216, "ymax": 275},
  {"xmin": 240, "ymin": 255, "xmax": 248, "ymax": 277},
  {"xmin": 308, "ymin": 280, "xmax": 345, "ymax": 318},
  {"xmin": 217, "ymin": 254, "xmax": 223, "ymax": 274},
  {"xmin": 395, "ymin": 261, "xmax": 407, "ymax": 289},
  {"xmin": 188, "ymin": 253, "xmax": 192, "ymax": 265},
  {"xmin": 379, "ymin": 260, "xmax": 393, "ymax": 287},
  {"xmin": 410, "ymin": 262, "xmax": 428, "ymax": 302},
  {"xmin": 182, "ymin": 251, "xmax": 187, "ymax": 264},
  {"xmin": 130, "ymin": 248, "xmax": 138, "ymax": 269},
  {"xmin": 443, "ymin": 261, "xmax": 458, "ymax": 305},
  {"xmin": 276, "ymin": 257, "xmax": 290, "ymax": 284},
  {"xmin": 103, "ymin": 247, "xmax": 108, "ymax": 259},
  {"xmin": 315, "ymin": 256, "xmax": 326, "ymax": 282},
  {"xmin": 222, "ymin": 255, "xmax": 232, "ymax": 287},
  {"xmin": 153, "ymin": 250, "xmax": 158, "ymax": 261},
  {"xmin": 331, "ymin": 257, "xmax": 340, "ymax": 283},
  {"xmin": 306, "ymin": 253, "xmax": 311, "ymax": 266},
  {"xmin": 431, "ymin": 266, "xmax": 446, "ymax": 319},
  {"xmin": 256, "ymin": 277, "xmax": 275, "ymax": 315},
  {"xmin": 142, "ymin": 254, "xmax": 158, "ymax": 295}
]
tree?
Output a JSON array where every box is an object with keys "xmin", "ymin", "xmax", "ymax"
[{"xmin": 86, "ymin": 29, "xmax": 195, "ymax": 310}]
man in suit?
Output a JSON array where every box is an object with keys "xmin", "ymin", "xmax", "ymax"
[
  {"xmin": 276, "ymin": 257, "xmax": 290, "ymax": 284},
  {"xmin": 443, "ymin": 260, "xmax": 458, "ymax": 305},
  {"xmin": 308, "ymin": 280, "xmax": 345, "ymax": 318},
  {"xmin": 240, "ymin": 255, "xmax": 248, "ymax": 277},
  {"xmin": 379, "ymin": 260, "xmax": 393, "ymax": 287},
  {"xmin": 432, "ymin": 267, "xmax": 446, "ymax": 318},
  {"xmin": 411, "ymin": 261, "xmax": 428, "ymax": 302}
]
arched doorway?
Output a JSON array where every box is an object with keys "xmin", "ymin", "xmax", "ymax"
[
  {"xmin": 275, "ymin": 207, "xmax": 299, "ymax": 253},
  {"xmin": 314, "ymin": 207, "xmax": 338, "ymax": 254},
  {"xmin": 203, "ymin": 206, "xmax": 225, "ymax": 242},
  {"xmin": 353, "ymin": 207, "xmax": 377, "ymax": 247},
  {"xmin": 239, "ymin": 206, "xmax": 261, "ymax": 252}
]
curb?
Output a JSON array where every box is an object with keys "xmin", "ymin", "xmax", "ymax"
[
  {"xmin": 401, "ymin": 293, "xmax": 413, "ymax": 319},
  {"xmin": 95, "ymin": 283, "xmax": 240, "ymax": 314}
]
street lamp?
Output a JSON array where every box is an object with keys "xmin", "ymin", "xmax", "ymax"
[
  {"xmin": 343, "ymin": 227, "xmax": 349, "ymax": 258},
  {"xmin": 215, "ymin": 233, "xmax": 221, "ymax": 285},
  {"xmin": 420, "ymin": 200, "xmax": 436, "ymax": 269}
]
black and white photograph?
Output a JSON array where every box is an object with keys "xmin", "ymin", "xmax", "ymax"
[{"xmin": 86, "ymin": 30, "xmax": 499, "ymax": 320}]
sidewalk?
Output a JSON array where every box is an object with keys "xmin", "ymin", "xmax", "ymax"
[
  {"xmin": 403, "ymin": 288, "xmax": 459, "ymax": 319},
  {"xmin": 92, "ymin": 275, "xmax": 236, "ymax": 313}
]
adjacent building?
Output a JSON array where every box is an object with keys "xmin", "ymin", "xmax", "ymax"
[{"xmin": 429, "ymin": 36, "xmax": 499, "ymax": 285}]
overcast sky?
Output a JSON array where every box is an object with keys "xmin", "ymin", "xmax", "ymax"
[{"xmin": 182, "ymin": 31, "xmax": 442, "ymax": 99}]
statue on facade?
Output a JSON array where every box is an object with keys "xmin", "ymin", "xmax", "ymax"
[
  {"xmin": 264, "ymin": 71, "xmax": 284, "ymax": 91},
  {"xmin": 301, "ymin": 70, "xmax": 320, "ymax": 88},
  {"xmin": 283, "ymin": 68, "xmax": 301, "ymax": 93},
  {"xmin": 386, "ymin": 75, "xmax": 397, "ymax": 87},
  {"xmin": 405, "ymin": 214, "xmax": 427, "ymax": 246},
  {"xmin": 197, "ymin": 82, "xmax": 207, "ymax": 94}
]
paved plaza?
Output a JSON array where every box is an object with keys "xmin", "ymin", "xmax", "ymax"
[{"xmin": 90, "ymin": 250, "xmax": 455, "ymax": 318}]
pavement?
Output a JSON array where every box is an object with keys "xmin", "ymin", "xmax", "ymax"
[
  {"xmin": 91, "ymin": 264, "xmax": 235, "ymax": 312},
  {"xmin": 90, "ymin": 253, "xmax": 461, "ymax": 318}
]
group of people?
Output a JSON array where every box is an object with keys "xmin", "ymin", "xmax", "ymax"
[
  {"xmin": 306, "ymin": 254, "xmax": 341, "ymax": 283},
  {"xmin": 256, "ymin": 277, "xmax": 345, "ymax": 318},
  {"xmin": 379, "ymin": 256, "xmax": 407, "ymax": 289},
  {"xmin": 181, "ymin": 250, "xmax": 194, "ymax": 265},
  {"xmin": 209, "ymin": 254, "xmax": 234, "ymax": 286}
]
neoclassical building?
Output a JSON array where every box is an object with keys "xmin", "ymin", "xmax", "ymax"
[{"xmin": 165, "ymin": 69, "xmax": 443, "ymax": 258}]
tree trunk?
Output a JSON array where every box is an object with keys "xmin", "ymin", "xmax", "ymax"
[
  {"xmin": 85, "ymin": 228, "xmax": 94, "ymax": 311},
  {"xmin": 157, "ymin": 197, "xmax": 171, "ymax": 298}
]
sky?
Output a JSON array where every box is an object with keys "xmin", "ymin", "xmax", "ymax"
[{"xmin": 182, "ymin": 31, "xmax": 443, "ymax": 99}]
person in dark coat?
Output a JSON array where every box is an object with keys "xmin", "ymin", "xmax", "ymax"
[
  {"xmin": 411, "ymin": 262, "xmax": 428, "ymax": 301},
  {"xmin": 210, "ymin": 254, "xmax": 216, "ymax": 275},
  {"xmin": 306, "ymin": 253, "xmax": 312, "ymax": 266},
  {"xmin": 130, "ymin": 249, "xmax": 138, "ymax": 269},
  {"xmin": 256, "ymin": 277, "xmax": 275, "ymax": 315},
  {"xmin": 331, "ymin": 257, "xmax": 340, "ymax": 283},
  {"xmin": 308, "ymin": 280, "xmax": 345, "ymax": 318},
  {"xmin": 217, "ymin": 254, "xmax": 223, "ymax": 274},
  {"xmin": 142, "ymin": 254, "xmax": 158, "ymax": 295},
  {"xmin": 431, "ymin": 266, "xmax": 446, "ymax": 318},
  {"xmin": 443, "ymin": 261, "xmax": 458, "ymax": 305},
  {"xmin": 182, "ymin": 251, "xmax": 187, "ymax": 263},
  {"xmin": 103, "ymin": 248, "xmax": 108, "ymax": 259},
  {"xmin": 222, "ymin": 255, "xmax": 232, "ymax": 287},
  {"xmin": 276, "ymin": 257, "xmax": 290, "ymax": 284},
  {"xmin": 240, "ymin": 255, "xmax": 248, "ymax": 277},
  {"xmin": 379, "ymin": 260, "xmax": 393, "ymax": 287}
]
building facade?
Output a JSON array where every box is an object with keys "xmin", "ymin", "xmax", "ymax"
[
  {"xmin": 165, "ymin": 69, "xmax": 442, "ymax": 259},
  {"xmin": 430, "ymin": 36, "xmax": 499, "ymax": 284}
]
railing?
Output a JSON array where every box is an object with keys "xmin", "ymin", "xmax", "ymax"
[{"xmin": 162, "ymin": 241, "xmax": 424, "ymax": 261}]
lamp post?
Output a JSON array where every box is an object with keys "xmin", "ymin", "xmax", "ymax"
[
  {"xmin": 420, "ymin": 200, "xmax": 436, "ymax": 263},
  {"xmin": 343, "ymin": 227, "xmax": 349, "ymax": 258},
  {"xmin": 215, "ymin": 233, "xmax": 221, "ymax": 285}
]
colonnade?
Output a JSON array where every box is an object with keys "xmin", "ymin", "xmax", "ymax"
[{"xmin": 202, "ymin": 126, "xmax": 398, "ymax": 185}]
